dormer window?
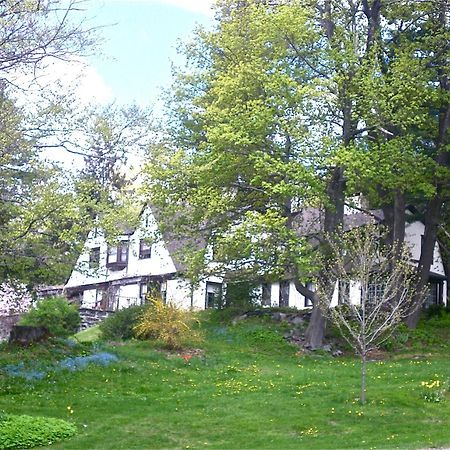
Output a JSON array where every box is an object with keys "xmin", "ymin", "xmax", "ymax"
[
  {"xmin": 89, "ymin": 247, "xmax": 100, "ymax": 269},
  {"xmin": 139, "ymin": 240, "xmax": 152, "ymax": 259},
  {"xmin": 107, "ymin": 242, "xmax": 128, "ymax": 270}
]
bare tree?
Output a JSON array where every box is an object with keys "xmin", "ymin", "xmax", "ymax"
[
  {"xmin": 0, "ymin": 0, "xmax": 97, "ymax": 87},
  {"xmin": 316, "ymin": 225, "xmax": 423, "ymax": 404}
]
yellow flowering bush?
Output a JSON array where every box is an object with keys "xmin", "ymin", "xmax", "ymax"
[{"xmin": 133, "ymin": 297, "xmax": 202, "ymax": 350}]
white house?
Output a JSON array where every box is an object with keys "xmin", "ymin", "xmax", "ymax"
[
  {"xmin": 65, "ymin": 206, "xmax": 447, "ymax": 312},
  {"xmin": 65, "ymin": 207, "xmax": 222, "ymax": 311},
  {"xmin": 264, "ymin": 215, "xmax": 447, "ymax": 309}
]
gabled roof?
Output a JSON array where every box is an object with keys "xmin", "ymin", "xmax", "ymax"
[{"xmin": 292, "ymin": 207, "xmax": 384, "ymax": 237}]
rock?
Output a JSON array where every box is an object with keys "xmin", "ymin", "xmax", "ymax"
[
  {"xmin": 322, "ymin": 344, "xmax": 332, "ymax": 352},
  {"xmin": 9, "ymin": 325, "xmax": 50, "ymax": 345},
  {"xmin": 231, "ymin": 314, "xmax": 247, "ymax": 325},
  {"xmin": 272, "ymin": 312, "xmax": 288, "ymax": 322},
  {"xmin": 290, "ymin": 316, "xmax": 304, "ymax": 326},
  {"xmin": 332, "ymin": 350, "xmax": 343, "ymax": 357}
]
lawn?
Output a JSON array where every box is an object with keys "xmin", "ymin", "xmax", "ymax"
[{"xmin": 0, "ymin": 313, "xmax": 449, "ymax": 449}]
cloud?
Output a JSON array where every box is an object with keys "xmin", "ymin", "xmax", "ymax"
[
  {"xmin": 13, "ymin": 57, "xmax": 113, "ymax": 108},
  {"xmin": 40, "ymin": 58, "xmax": 114, "ymax": 105}
]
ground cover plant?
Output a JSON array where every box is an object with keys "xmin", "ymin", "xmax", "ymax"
[
  {"xmin": 0, "ymin": 414, "xmax": 77, "ymax": 449},
  {"xmin": 0, "ymin": 312, "xmax": 448, "ymax": 449}
]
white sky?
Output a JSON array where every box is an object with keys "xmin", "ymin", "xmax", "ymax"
[{"xmin": 102, "ymin": 0, "xmax": 215, "ymax": 16}]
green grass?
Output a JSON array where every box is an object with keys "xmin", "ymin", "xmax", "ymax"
[
  {"xmin": 73, "ymin": 326, "xmax": 102, "ymax": 343},
  {"xmin": 0, "ymin": 315, "xmax": 449, "ymax": 449}
]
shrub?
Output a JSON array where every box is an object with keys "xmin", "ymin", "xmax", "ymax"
[
  {"xmin": 0, "ymin": 414, "xmax": 77, "ymax": 449},
  {"xmin": 19, "ymin": 297, "xmax": 80, "ymax": 338},
  {"xmin": 99, "ymin": 305, "xmax": 146, "ymax": 340},
  {"xmin": 133, "ymin": 297, "xmax": 201, "ymax": 350}
]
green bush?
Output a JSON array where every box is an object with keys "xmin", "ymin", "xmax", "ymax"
[
  {"xmin": 0, "ymin": 414, "xmax": 77, "ymax": 449},
  {"xmin": 99, "ymin": 305, "xmax": 146, "ymax": 340},
  {"xmin": 19, "ymin": 297, "xmax": 80, "ymax": 338}
]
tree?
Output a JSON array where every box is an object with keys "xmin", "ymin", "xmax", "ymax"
[
  {"xmin": 316, "ymin": 225, "xmax": 421, "ymax": 404},
  {"xmin": 77, "ymin": 103, "xmax": 152, "ymax": 204},
  {"xmin": 0, "ymin": 1, "xmax": 144, "ymax": 289},
  {"xmin": 145, "ymin": 0, "xmax": 448, "ymax": 347},
  {"xmin": 0, "ymin": 0, "xmax": 96, "ymax": 88}
]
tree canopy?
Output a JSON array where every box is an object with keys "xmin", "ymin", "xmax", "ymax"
[{"xmin": 145, "ymin": 0, "xmax": 449, "ymax": 347}]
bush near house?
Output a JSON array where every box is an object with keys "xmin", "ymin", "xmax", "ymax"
[
  {"xmin": 19, "ymin": 297, "xmax": 80, "ymax": 338},
  {"xmin": 99, "ymin": 305, "xmax": 146, "ymax": 341},
  {"xmin": 133, "ymin": 297, "xmax": 202, "ymax": 350}
]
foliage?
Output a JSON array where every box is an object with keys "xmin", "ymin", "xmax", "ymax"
[
  {"xmin": 145, "ymin": 0, "xmax": 450, "ymax": 347},
  {"xmin": 99, "ymin": 305, "xmax": 147, "ymax": 341},
  {"xmin": 19, "ymin": 297, "xmax": 80, "ymax": 337},
  {"xmin": 424, "ymin": 304, "xmax": 450, "ymax": 319},
  {"xmin": 0, "ymin": 283, "xmax": 32, "ymax": 316},
  {"xmin": 133, "ymin": 297, "xmax": 202, "ymax": 350},
  {"xmin": 0, "ymin": 414, "xmax": 77, "ymax": 449},
  {"xmin": 224, "ymin": 281, "xmax": 260, "ymax": 309}
]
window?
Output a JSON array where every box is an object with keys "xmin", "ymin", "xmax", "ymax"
[
  {"xmin": 367, "ymin": 283, "xmax": 384, "ymax": 304},
  {"xmin": 279, "ymin": 281, "xmax": 290, "ymax": 307},
  {"xmin": 89, "ymin": 247, "xmax": 100, "ymax": 269},
  {"xmin": 205, "ymin": 282, "xmax": 223, "ymax": 309},
  {"xmin": 95, "ymin": 288, "xmax": 107, "ymax": 310},
  {"xmin": 140, "ymin": 280, "xmax": 165, "ymax": 303},
  {"xmin": 338, "ymin": 281, "xmax": 350, "ymax": 305},
  {"xmin": 139, "ymin": 240, "xmax": 152, "ymax": 259},
  {"xmin": 424, "ymin": 280, "xmax": 443, "ymax": 307},
  {"xmin": 106, "ymin": 242, "xmax": 128, "ymax": 269},
  {"xmin": 139, "ymin": 283, "xmax": 148, "ymax": 303}
]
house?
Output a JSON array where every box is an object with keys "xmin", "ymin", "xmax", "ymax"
[
  {"xmin": 263, "ymin": 209, "xmax": 447, "ymax": 309},
  {"xmin": 64, "ymin": 207, "xmax": 223, "ymax": 311},
  {"xmin": 65, "ymin": 206, "xmax": 447, "ymax": 312}
]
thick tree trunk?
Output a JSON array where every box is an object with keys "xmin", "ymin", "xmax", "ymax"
[
  {"xmin": 303, "ymin": 166, "xmax": 345, "ymax": 348},
  {"xmin": 304, "ymin": 304, "xmax": 327, "ymax": 349},
  {"xmin": 293, "ymin": 280, "xmax": 325, "ymax": 349},
  {"xmin": 406, "ymin": 195, "xmax": 443, "ymax": 328},
  {"xmin": 381, "ymin": 190, "xmax": 406, "ymax": 254},
  {"xmin": 261, "ymin": 283, "xmax": 271, "ymax": 306}
]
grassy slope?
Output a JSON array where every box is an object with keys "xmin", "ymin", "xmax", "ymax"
[{"xmin": 0, "ymin": 314, "xmax": 449, "ymax": 449}]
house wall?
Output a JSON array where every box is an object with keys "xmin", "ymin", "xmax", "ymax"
[
  {"xmin": 405, "ymin": 221, "xmax": 446, "ymax": 277},
  {"xmin": 265, "ymin": 221, "xmax": 448, "ymax": 309},
  {"xmin": 65, "ymin": 210, "xmax": 178, "ymax": 290}
]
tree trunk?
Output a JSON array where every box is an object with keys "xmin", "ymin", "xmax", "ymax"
[
  {"xmin": 406, "ymin": 195, "xmax": 443, "ymax": 328},
  {"xmin": 305, "ymin": 305, "xmax": 327, "ymax": 349},
  {"xmin": 261, "ymin": 283, "xmax": 271, "ymax": 306},
  {"xmin": 303, "ymin": 166, "xmax": 345, "ymax": 348},
  {"xmin": 381, "ymin": 190, "xmax": 406, "ymax": 250},
  {"xmin": 360, "ymin": 352, "xmax": 367, "ymax": 405}
]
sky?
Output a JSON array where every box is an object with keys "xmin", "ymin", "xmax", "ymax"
[
  {"xmin": 36, "ymin": 0, "xmax": 214, "ymax": 166},
  {"xmin": 76, "ymin": 0, "xmax": 215, "ymax": 107}
]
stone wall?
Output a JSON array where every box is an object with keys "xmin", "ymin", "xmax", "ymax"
[
  {"xmin": 0, "ymin": 314, "xmax": 21, "ymax": 342},
  {"xmin": 79, "ymin": 308, "xmax": 114, "ymax": 330}
]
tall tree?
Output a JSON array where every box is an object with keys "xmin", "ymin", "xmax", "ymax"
[
  {"xmin": 146, "ymin": 0, "xmax": 449, "ymax": 346},
  {"xmin": 0, "ymin": 1, "xmax": 142, "ymax": 288}
]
